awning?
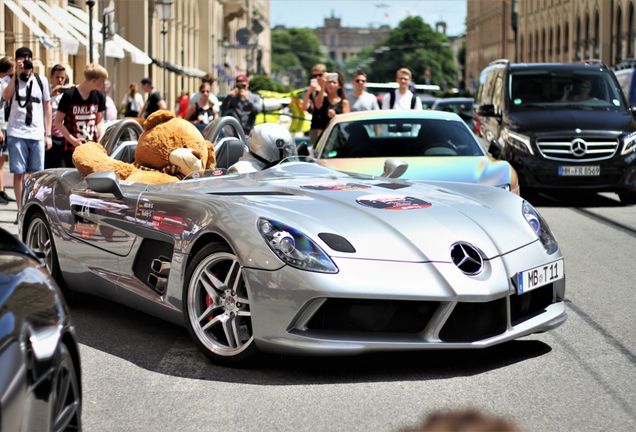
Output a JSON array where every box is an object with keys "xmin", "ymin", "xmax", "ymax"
[
  {"xmin": 4, "ymin": 0, "xmax": 55, "ymax": 49},
  {"xmin": 151, "ymin": 57, "xmax": 207, "ymax": 78},
  {"xmin": 66, "ymin": 6, "xmax": 151, "ymax": 65},
  {"xmin": 21, "ymin": 1, "xmax": 80, "ymax": 54}
]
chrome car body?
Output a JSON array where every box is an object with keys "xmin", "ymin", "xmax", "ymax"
[
  {"xmin": 311, "ymin": 111, "xmax": 520, "ymax": 194},
  {"xmin": 19, "ymin": 157, "xmax": 564, "ymax": 364},
  {"xmin": 0, "ymin": 227, "xmax": 81, "ymax": 431}
]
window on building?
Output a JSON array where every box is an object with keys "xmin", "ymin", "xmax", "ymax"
[
  {"xmin": 575, "ymin": 17, "xmax": 581, "ymax": 61},
  {"xmin": 628, "ymin": 3, "xmax": 634, "ymax": 58},
  {"xmin": 594, "ymin": 10, "xmax": 600, "ymax": 58},
  {"xmin": 584, "ymin": 13, "xmax": 590, "ymax": 60},
  {"xmin": 556, "ymin": 25, "xmax": 561, "ymax": 60},
  {"xmin": 617, "ymin": 7, "xmax": 623, "ymax": 63},
  {"xmin": 564, "ymin": 22, "xmax": 569, "ymax": 59},
  {"xmin": 549, "ymin": 28, "xmax": 553, "ymax": 60}
]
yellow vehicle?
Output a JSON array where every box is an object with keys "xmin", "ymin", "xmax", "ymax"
[{"xmin": 255, "ymin": 89, "xmax": 311, "ymax": 134}]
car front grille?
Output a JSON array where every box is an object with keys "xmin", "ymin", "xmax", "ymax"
[
  {"xmin": 438, "ymin": 298, "xmax": 508, "ymax": 342},
  {"xmin": 536, "ymin": 137, "xmax": 618, "ymax": 162},
  {"xmin": 305, "ymin": 299, "xmax": 439, "ymax": 334},
  {"xmin": 510, "ymin": 283, "xmax": 554, "ymax": 325}
]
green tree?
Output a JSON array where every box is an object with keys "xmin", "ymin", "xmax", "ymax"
[
  {"xmin": 249, "ymin": 75, "xmax": 290, "ymax": 93},
  {"xmin": 369, "ymin": 16, "xmax": 456, "ymax": 88},
  {"xmin": 272, "ymin": 28, "xmax": 329, "ymax": 87}
]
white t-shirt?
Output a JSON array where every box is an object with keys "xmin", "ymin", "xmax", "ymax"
[
  {"xmin": 5, "ymin": 74, "xmax": 51, "ymax": 140},
  {"xmin": 121, "ymin": 92, "xmax": 144, "ymax": 114},
  {"xmin": 381, "ymin": 89, "xmax": 423, "ymax": 110},
  {"xmin": 348, "ymin": 92, "xmax": 380, "ymax": 112}
]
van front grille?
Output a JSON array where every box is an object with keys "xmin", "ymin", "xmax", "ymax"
[{"xmin": 537, "ymin": 137, "xmax": 618, "ymax": 161}]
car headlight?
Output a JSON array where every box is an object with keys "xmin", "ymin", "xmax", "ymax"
[
  {"xmin": 258, "ymin": 218, "xmax": 338, "ymax": 273},
  {"xmin": 522, "ymin": 201, "xmax": 558, "ymax": 254},
  {"xmin": 502, "ymin": 129, "xmax": 534, "ymax": 155},
  {"xmin": 622, "ymin": 130, "xmax": 636, "ymax": 155}
]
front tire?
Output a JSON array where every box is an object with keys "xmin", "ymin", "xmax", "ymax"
[
  {"xmin": 49, "ymin": 343, "xmax": 82, "ymax": 432},
  {"xmin": 183, "ymin": 242, "xmax": 257, "ymax": 365}
]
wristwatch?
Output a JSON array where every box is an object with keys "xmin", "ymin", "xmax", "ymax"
[{"xmin": 46, "ymin": 134, "xmax": 52, "ymax": 138}]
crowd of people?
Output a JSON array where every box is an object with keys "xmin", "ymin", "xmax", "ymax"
[{"xmin": 0, "ymin": 45, "xmax": 425, "ymax": 220}]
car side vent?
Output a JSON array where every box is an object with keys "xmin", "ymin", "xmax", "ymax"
[{"xmin": 318, "ymin": 233, "xmax": 356, "ymax": 253}]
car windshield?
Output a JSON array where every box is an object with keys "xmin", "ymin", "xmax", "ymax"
[
  {"xmin": 509, "ymin": 70, "xmax": 625, "ymax": 110},
  {"xmin": 320, "ymin": 119, "xmax": 484, "ymax": 158}
]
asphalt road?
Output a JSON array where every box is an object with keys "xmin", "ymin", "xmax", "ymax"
[{"xmin": 3, "ymin": 185, "xmax": 635, "ymax": 431}]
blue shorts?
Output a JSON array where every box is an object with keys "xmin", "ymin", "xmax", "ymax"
[{"xmin": 7, "ymin": 135, "xmax": 45, "ymax": 174}]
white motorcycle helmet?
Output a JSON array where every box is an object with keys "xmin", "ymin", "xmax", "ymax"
[{"xmin": 248, "ymin": 123, "xmax": 297, "ymax": 165}]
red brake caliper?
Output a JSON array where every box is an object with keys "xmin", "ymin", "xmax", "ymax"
[{"xmin": 204, "ymin": 271, "xmax": 221, "ymax": 321}]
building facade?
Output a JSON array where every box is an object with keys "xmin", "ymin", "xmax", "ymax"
[
  {"xmin": 466, "ymin": 0, "xmax": 636, "ymax": 93},
  {"xmin": 313, "ymin": 14, "xmax": 391, "ymax": 67},
  {"xmin": 465, "ymin": 0, "xmax": 515, "ymax": 93},
  {"xmin": 1, "ymin": 0, "xmax": 271, "ymax": 109}
]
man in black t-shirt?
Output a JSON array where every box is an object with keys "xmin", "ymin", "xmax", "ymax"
[
  {"xmin": 141, "ymin": 78, "xmax": 167, "ymax": 118},
  {"xmin": 55, "ymin": 63, "xmax": 107, "ymax": 167}
]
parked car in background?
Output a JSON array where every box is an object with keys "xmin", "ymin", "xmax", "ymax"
[
  {"xmin": 311, "ymin": 110, "xmax": 519, "ymax": 193},
  {"xmin": 432, "ymin": 97, "xmax": 475, "ymax": 125},
  {"xmin": 475, "ymin": 59, "xmax": 636, "ymax": 204},
  {"xmin": 1, "ymin": 227, "xmax": 82, "ymax": 431}
]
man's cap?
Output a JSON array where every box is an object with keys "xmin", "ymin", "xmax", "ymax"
[
  {"xmin": 236, "ymin": 74, "xmax": 249, "ymax": 84},
  {"xmin": 15, "ymin": 47, "xmax": 33, "ymax": 59}
]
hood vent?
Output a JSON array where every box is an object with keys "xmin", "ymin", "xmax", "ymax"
[{"xmin": 318, "ymin": 233, "xmax": 356, "ymax": 253}]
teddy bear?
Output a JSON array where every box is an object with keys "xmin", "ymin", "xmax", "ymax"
[{"xmin": 72, "ymin": 110, "xmax": 216, "ymax": 184}]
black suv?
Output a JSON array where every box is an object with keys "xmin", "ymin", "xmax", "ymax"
[{"xmin": 474, "ymin": 60, "xmax": 636, "ymax": 204}]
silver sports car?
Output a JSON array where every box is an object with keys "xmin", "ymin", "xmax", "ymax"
[{"xmin": 19, "ymin": 154, "xmax": 566, "ymax": 364}]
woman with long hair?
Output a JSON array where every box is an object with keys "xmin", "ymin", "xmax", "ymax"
[
  {"xmin": 184, "ymin": 82, "xmax": 215, "ymax": 131},
  {"xmin": 314, "ymin": 71, "xmax": 350, "ymax": 128},
  {"xmin": 121, "ymin": 82, "xmax": 144, "ymax": 117}
]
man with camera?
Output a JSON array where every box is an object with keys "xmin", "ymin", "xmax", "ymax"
[
  {"xmin": 2, "ymin": 47, "xmax": 52, "ymax": 219},
  {"xmin": 220, "ymin": 74, "xmax": 261, "ymax": 135}
]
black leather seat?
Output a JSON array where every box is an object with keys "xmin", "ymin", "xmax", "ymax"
[{"xmin": 215, "ymin": 137, "xmax": 247, "ymax": 169}]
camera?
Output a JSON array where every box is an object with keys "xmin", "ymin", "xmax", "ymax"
[
  {"xmin": 22, "ymin": 59, "xmax": 33, "ymax": 70},
  {"xmin": 236, "ymin": 83, "xmax": 247, "ymax": 90}
]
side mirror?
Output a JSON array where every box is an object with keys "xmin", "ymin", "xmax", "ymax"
[
  {"xmin": 477, "ymin": 104, "xmax": 497, "ymax": 117},
  {"xmin": 86, "ymin": 172, "xmax": 124, "ymax": 199},
  {"xmin": 296, "ymin": 141, "xmax": 313, "ymax": 157},
  {"xmin": 382, "ymin": 158, "xmax": 408, "ymax": 178},
  {"xmin": 488, "ymin": 141, "xmax": 502, "ymax": 158}
]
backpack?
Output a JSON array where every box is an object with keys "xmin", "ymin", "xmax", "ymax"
[
  {"xmin": 4, "ymin": 73, "xmax": 44, "ymax": 121},
  {"xmin": 389, "ymin": 89, "xmax": 417, "ymax": 109}
]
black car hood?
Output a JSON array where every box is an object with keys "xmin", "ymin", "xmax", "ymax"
[{"xmin": 507, "ymin": 109, "xmax": 636, "ymax": 133}]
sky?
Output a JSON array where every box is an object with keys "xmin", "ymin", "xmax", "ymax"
[{"xmin": 270, "ymin": 0, "xmax": 467, "ymax": 36}]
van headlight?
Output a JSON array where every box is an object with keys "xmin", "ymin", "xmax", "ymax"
[
  {"xmin": 502, "ymin": 129, "xmax": 534, "ymax": 155},
  {"xmin": 522, "ymin": 201, "xmax": 558, "ymax": 254},
  {"xmin": 258, "ymin": 218, "xmax": 338, "ymax": 273},
  {"xmin": 622, "ymin": 131, "xmax": 636, "ymax": 155}
]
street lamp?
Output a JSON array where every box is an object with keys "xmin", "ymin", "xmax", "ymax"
[
  {"xmin": 86, "ymin": 0, "xmax": 95, "ymax": 63},
  {"xmin": 156, "ymin": 0, "xmax": 173, "ymax": 102}
]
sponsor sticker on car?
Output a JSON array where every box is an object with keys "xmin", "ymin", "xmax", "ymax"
[
  {"xmin": 356, "ymin": 194, "xmax": 432, "ymax": 210},
  {"xmin": 517, "ymin": 259, "xmax": 564, "ymax": 294},
  {"xmin": 301, "ymin": 183, "xmax": 371, "ymax": 191}
]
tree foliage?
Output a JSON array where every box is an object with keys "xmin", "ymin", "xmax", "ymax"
[
  {"xmin": 249, "ymin": 75, "xmax": 290, "ymax": 93},
  {"xmin": 272, "ymin": 28, "xmax": 328, "ymax": 74},
  {"xmin": 368, "ymin": 16, "xmax": 456, "ymax": 88}
]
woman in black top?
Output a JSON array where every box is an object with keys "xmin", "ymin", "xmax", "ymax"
[
  {"xmin": 184, "ymin": 83, "xmax": 215, "ymax": 131},
  {"xmin": 314, "ymin": 71, "xmax": 350, "ymax": 131}
]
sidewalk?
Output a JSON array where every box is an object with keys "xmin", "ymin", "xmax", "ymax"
[{"xmin": 0, "ymin": 164, "xmax": 18, "ymax": 236}]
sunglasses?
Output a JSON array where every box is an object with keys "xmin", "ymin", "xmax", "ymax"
[
  {"xmin": 355, "ymin": 79, "xmax": 366, "ymax": 83},
  {"xmin": 312, "ymin": 73, "xmax": 324, "ymax": 78},
  {"xmin": 201, "ymin": 90, "xmax": 210, "ymax": 94}
]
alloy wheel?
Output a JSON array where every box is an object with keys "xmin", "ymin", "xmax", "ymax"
[{"xmin": 187, "ymin": 251, "xmax": 253, "ymax": 357}]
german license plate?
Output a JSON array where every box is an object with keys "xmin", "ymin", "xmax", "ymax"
[
  {"xmin": 517, "ymin": 259, "xmax": 564, "ymax": 294},
  {"xmin": 558, "ymin": 165, "xmax": 600, "ymax": 176}
]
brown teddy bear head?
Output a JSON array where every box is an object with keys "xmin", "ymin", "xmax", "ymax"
[{"xmin": 135, "ymin": 110, "xmax": 216, "ymax": 177}]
